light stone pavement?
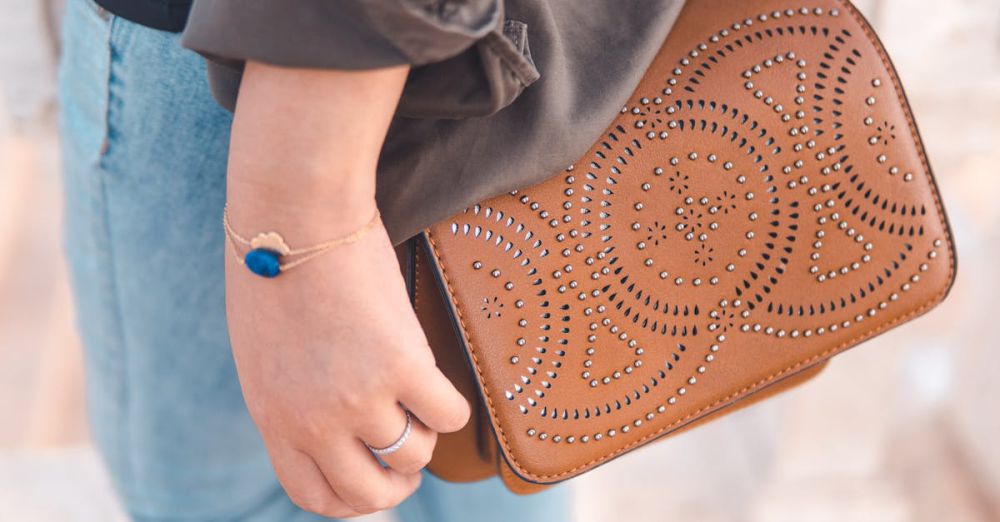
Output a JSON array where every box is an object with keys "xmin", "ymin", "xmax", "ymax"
[{"xmin": 1, "ymin": 1, "xmax": 998, "ymax": 521}]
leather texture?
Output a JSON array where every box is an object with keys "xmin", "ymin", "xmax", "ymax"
[
  {"xmin": 406, "ymin": 238, "xmax": 833, "ymax": 494},
  {"xmin": 410, "ymin": 0, "xmax": 957, "ymax": 491}
]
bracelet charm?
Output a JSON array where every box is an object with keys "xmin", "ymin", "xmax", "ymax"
[
  {"xmin": 244, "ymin": 232, "xmax": 292, "ymax": 277},
  {"xmin": 245, "ymin": 249, "xmax": 282, "ymax": 277},
  {"xmin": 223, "ymin": 205, "xmax": 381, "ymax": 278}
]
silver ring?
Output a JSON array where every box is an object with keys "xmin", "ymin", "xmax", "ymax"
[{"xmin": 365, "ymin": 410, "xmax": 412, "ymax": 456}]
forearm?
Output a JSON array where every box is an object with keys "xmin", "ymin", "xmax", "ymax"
[
  {"xmin": 225, "ymin": 61, "xmax": 409, "ymax": 242},
  {"xmin": 220, "ymin": 61, "xmax": 467, "ymax": 517}
]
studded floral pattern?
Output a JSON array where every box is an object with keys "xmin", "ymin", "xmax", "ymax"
[{"xmin": 423, "ymin": 0, "xmax": 955, "ymax": 483}]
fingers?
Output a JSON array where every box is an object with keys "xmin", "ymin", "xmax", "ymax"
[
  {"xmin": 398, "ymin": 364, "xmax": 471, "ymax": 433},
  {"xmin": 313, "ymin": 439, "xmax": 422, "ymax": 514},
  {"xmin": 357, "ymin": 406, "xmax": 437, "ymax": 474},
  {"xmin": 267, "ymin": 444, "xmax": 361, "ymax": 518}
]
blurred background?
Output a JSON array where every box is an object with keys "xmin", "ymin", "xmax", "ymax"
[{"xmin": 1, "ymin": 0, "xmax": 998, "ymax": 520}]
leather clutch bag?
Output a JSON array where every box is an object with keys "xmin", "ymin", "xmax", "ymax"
[{"xmin": 401, "ymin": 0, "xmax": 957, "ymax": 493}]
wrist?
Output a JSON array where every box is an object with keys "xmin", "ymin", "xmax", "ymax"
[
  {"xmin": 222, "ymin": 62, "xmax": 407, "ymax": 248},
  {"xmin": 226, "ymin": 174, "xmax": 379, "ymax": 247}
]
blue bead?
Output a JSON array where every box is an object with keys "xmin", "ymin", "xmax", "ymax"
[{"xmin": 245, "ymin": 249, "xmax": 281, "ymax": 278}]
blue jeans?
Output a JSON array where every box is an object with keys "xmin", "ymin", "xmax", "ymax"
[{"xmin": 56, "ymin": 0, "xmax": 571, "ymax": 519}]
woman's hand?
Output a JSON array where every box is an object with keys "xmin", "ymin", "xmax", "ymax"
[
  {"xmin": 223, "ymin": 62, "xmax": 470, "ymax": 517},
  {"xmin": 225, "ymin": 217, "xmax": 469, "ymax": 517}
]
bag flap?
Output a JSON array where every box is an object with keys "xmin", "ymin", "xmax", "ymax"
[{"xmin": 421, "ymin": 0, "xmax": 956, "ymax": 484}]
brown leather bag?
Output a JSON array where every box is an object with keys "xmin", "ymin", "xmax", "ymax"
[{"xmin": 399, "ymin": 0, "xmax": 957, "ymax": 493}]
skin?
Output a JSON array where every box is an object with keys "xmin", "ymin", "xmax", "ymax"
[{"xmin": 224, "ymin": 62, "xmax": 471, "ymax": 517}]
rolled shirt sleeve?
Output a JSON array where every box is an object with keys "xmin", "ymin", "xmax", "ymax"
[
  {"xmin": 181, "ymin": 0, "xmax": 540, "ymax": 116},
  {"xmin": 179, "ymin": 0, "xmax": 685, "ymax": 243}
]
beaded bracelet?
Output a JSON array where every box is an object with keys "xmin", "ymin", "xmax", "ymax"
[{"xmin": 223, "ymin": 204, "xmax": 381, "ymax": 278}]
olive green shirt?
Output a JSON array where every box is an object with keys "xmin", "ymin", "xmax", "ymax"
[{"xmin": 181, "ymin": 0, "xmax": 685, "ymax": 243}]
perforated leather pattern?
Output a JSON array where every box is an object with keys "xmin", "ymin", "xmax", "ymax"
[{"xmin": 421, "ymin": 0, "xmax": 956, "ymax": 484}]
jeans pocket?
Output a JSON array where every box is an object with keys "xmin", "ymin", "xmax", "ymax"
[{"xmin": 58, "ymin": 0, "xmax": 114, "ymax": 166}]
